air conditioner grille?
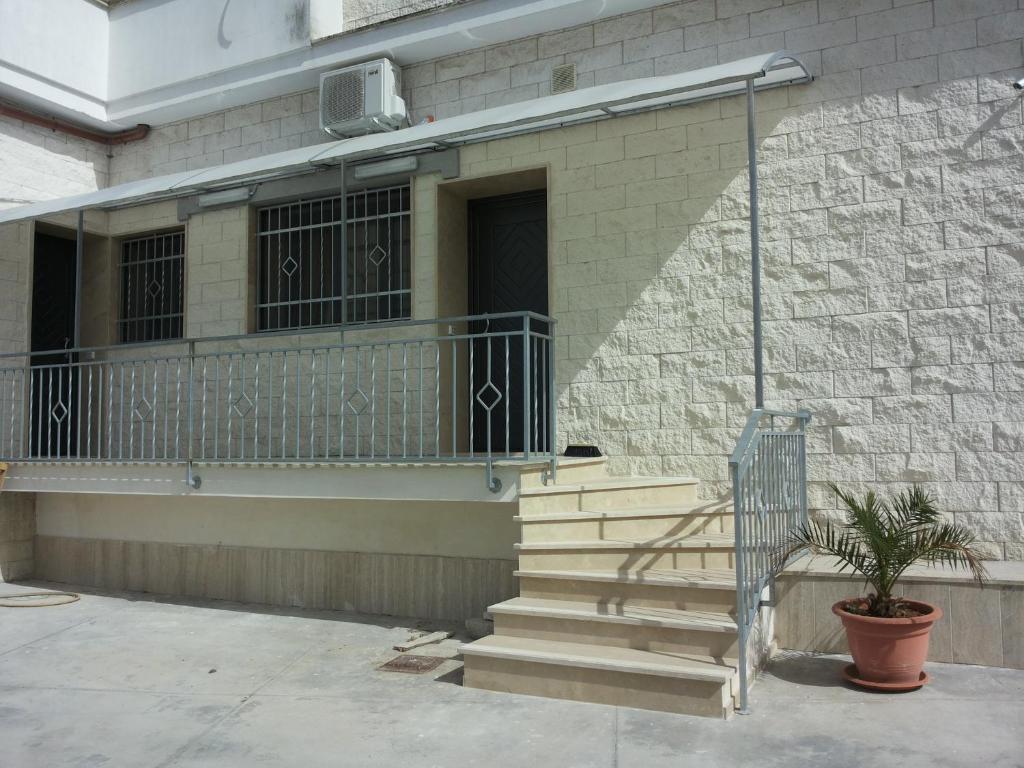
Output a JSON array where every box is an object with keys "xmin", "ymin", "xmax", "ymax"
[
  {"xmin": 551, "ymin": 63, "xmax": 576, "ymax": 94},
  {"xmin": 322, "ymin": 70, "xmax": 366, "ymax": 124}
]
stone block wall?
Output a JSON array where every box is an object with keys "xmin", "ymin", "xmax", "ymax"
[{"xmin": 0, "ymin": 114, "xmax": 108, "ymax": 211}]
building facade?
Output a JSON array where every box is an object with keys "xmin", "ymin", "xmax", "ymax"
[{"xmin": 0, "ymin": 0, "xmax": 1022, "ymax": 716}]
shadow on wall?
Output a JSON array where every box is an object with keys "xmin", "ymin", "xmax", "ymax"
[{"xmin": 552, "ymin": 98, "xmax": 790, "ymax": 500}]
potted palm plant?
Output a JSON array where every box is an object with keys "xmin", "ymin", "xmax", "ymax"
[{"xmin": 777, "ymin": 483, "xmax": 987, "ymax": 691}]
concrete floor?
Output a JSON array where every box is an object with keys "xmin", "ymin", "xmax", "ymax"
[{"xmin": 0, "ymin": 582, "xmax": 1021, "ymax": 768}]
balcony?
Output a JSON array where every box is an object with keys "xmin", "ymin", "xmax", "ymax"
[{"xmin": 0, "ymin": 312, "xmax": 557, "ymax": 499}]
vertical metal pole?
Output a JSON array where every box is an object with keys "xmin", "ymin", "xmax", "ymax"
[
  {"xmin": 732, "ymin": 460, "xmax": 748, "ymax": 714},
  {"xmin": 74, "ymin": 211, "xmax": 84, "ymax": 349},
  {"xmin": 746, "ymin": 80, "xmax": 764, "ymax": 409},
  {"xmin": 340, "ymin": 161, "xmax": 348, "ymax": 325}
]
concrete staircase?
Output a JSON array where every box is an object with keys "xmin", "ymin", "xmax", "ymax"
[{"xmin": 461, "ymin": 458, "xmax": 740, "ymax": 719}]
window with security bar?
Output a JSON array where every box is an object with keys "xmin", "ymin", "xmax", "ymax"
[
  {"xmin": 119, "ymin": 230, "xmax": 185, "ymax": 343},
  {"xmin": 256, "ymin": 184, "xmax": 412, "ymax": 332}
]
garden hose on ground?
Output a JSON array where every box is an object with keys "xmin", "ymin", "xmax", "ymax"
[{"xmin": 0, "ymin": 592, "xmax": 80, "ymax": 607}]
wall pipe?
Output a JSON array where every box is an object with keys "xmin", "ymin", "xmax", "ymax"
[{"xmin": 0, "ymin": 102, "xmax": 150, "ymax": 146}]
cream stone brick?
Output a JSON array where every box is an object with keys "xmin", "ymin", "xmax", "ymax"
[
  {"xmin": 939, "ymin": 41, "xmax": 1024, "ymax": 81},
  {"xmin": 872, "ymin": 336, "xmax": 951, "ymax": 368},
  {"xmin": 565, "ymin": 186, "xmax": 625, "ymax": 217},
  {"xmin": 977, "ymin": 10, "xmax": 1024, "ymax": 45},
  {"xmin": 952, "ymin": 332, "xmax": 1024, "ymax": 365},
  {"xmin": 826, "ymin": 146, "xmax": 901, "ymax": 178},
  {"xmin": 625, "ymin": 176, "xmax": 688, "ymax": 207},
  {"xmin": 832, "ymin": 311, "xmax": 908, "ymax": 342},
  {"xmin": 863, "ymin": 167, "xmax": 942, "ymax": 201},
  {"xmin": 897, "ymin": 21, "xmax": 978, "ymax": 61},
  {"xmin": 867, "ymin": 281, "xmax": 948, "ymax": 313},
  {"xmin": 822, "ymin": 37, "xmax": 895, "ymax": 75},
  {"xmin": 993, "ymin": 361, "xmax": 1024, "ymax": 392},
  {"xmin": 827, "ymin": 200, "xmax": 901, "ymax": 234},
  {"xmin": 788, "ymin": 179, "xmax": 862, "ymax": 211},
  {"xmin": 905, "ymin": 248, "xmax": 986, "ymax": 280},
  {"xmin": 594, "ymin": 205, "xmax": 657, "ymax": 234},
  {"xmin": 910, "ymin": 306, "xmax": 991, "ymax": 337},
  {"xmin": 687, "ymin": 116, "xmax": 746, "ymax": 148},
  {"xmin": 912, "ymin": 363, "xmax": 994, "ymax": 394},
  {"xmin": 856, "ymin": 3, "xmax": 933, "ymax": 41},
  {"xmin": 865, "ymin": 222, "xmax": 944, "ymax": 255}
]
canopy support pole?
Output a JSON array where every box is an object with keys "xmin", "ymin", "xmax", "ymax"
[
  {"xmin": 746, "ymin": 79, "xmax": 764, "ymax": 409},
  {"xmin": 74, "ymin": 210, "xmax": 84, "ymax": 348},
  {"xmin": 339, "ymin": 161, "xmax": 347, "ymax": 326}
]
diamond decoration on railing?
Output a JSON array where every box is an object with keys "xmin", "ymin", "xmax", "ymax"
[
  {"xmin": 345, "ymin": 388, "xmax": 369, "ymax": 415},
  {"xmin": 134, "ymin": 397, "xmax": 154, "ymax": 421},
  {"xmin": 147, "ymin": 278, "xmax": 162, "ymax": 298},
  {"xmin": 368, "ymin": 244, "xmax": 389, "ymax": 267},
  {"xmin": 281, "ymin": 255, "xmax": 299, "ymax": 277},
  {"xmin": 476, "ymin": 381, "xmax": 502, "ymax": 412},
  {"xmin": 232, "ymin": 392, "xmax": 255, "ymax": 418},
  {"xmin": 51, "ymin": 400, "xmax": 69, "ymax": 424}
]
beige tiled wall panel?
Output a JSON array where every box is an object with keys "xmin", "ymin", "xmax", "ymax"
[
  {"xmin": 775, "ymin": 573, "xmax": 1024, "ymax": 670},
  {"xmin": 34, "ymin": 534, "xmax": 515, "ymax": 622}
]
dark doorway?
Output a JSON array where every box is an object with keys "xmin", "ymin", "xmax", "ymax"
[
  {"xmin": 468, "ymin": 190, "xmax": 549, "ymax": 455},
  {"xmin": 31, "ymin": 232, "xmax": 78, "ymax": 458}
]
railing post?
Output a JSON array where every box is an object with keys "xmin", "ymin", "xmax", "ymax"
[
  {"xmin": 185, "ymin": 340, "xmax": 200, "ymax": 490},
  {"xmin": 521, "ymin": 313, "xmax": 531, "ymax": 461},
  {"xmin": 732, "ymin": 458, "xmax": 749, "ymax": 714},
  {"xmin": 546, "ymin": 320, "xmax": 557, "ymax": 484}
]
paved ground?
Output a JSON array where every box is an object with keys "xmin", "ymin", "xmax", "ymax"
[{"xmin": 0, "ymin": 581, "xmax": 1020, "ymax": 768}]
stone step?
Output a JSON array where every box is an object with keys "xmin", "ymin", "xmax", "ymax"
[
  {"xmin": 515, "ymin": 568, "xmax": 737, "ymax": 613},
  {"xmin": 461, "ymin": 635, "xmax": 736, "ymax": 719},
  {"xmin": 489, "ymin": 597, "xmax": 738, "ymax": 658},
  {"xmin": 517, "ymin": 476, "xmax": 701, "ymax": 515},
  {"xmin": 515, "ymin": 534, "xmax": 735, "ymax": 571},
  {"xmin": 517, "ymin": 504, "xmax": 733, "ymax": 542},
  {"xmin": 518, "ymin": 456, "xmax": 609, "ymax": 489}
]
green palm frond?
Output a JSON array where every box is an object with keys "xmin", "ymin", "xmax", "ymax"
[{"xmin": 774, "ymin": 483, "xmax": 988, "ymax": 616}]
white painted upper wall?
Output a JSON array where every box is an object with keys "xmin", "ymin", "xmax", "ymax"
[
  {"xmin": 107, "ymin": 0, "xmax": 315, "ymax": 103},
  {"xmin": 0, "ymin": 0, "xmax": 109, "ymax": 124},
  {"xmin": 0, "ymin": 0, "xmax": 667, "ymax": 130}
]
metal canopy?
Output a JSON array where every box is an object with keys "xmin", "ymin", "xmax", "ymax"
[{"xmin": 0, "ymin": 52, "xmax": 810, "ymax": 225}]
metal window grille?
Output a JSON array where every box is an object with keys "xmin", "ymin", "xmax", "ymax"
[
  {"xmin": 256, "ymin": 184, "xmax": 411, "ymax": 332},
  {"xmin": 119, "ymin": 230, "xmax": 185, "ymax": 343}
]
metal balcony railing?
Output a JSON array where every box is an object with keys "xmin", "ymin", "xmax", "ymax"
[
  {"xmin": 0, "ymin": 312, "xmax": 557, "ymax": 491},
  {"xmin": 729, "ymin": 407, "xmax": 811, "ymax": 713}
]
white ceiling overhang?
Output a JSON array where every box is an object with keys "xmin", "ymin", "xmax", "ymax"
[{"xmin": 0, "ymin": 52, "xmax": 811, "ymax": 225}]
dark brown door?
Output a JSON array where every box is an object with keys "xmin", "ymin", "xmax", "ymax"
[
  {"xmin": 31, "ymin": 232, "xmax": 78, "ymax": 457},
  {"xmin": 468, "ymin": 191, "xmax": 548, "ymax": 454}
]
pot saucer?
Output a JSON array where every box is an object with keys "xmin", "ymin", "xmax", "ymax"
[{"xmin": 842, "ymin": 663, "xmax": 929, "ymax": 691}]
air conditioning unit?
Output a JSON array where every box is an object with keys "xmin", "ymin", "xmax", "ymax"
[{"xmin": 319, "ymin": 59, "xmax": 408, "ymax": 138}]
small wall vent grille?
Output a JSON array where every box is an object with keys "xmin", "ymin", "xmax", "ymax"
[{"xmin": 551, "ymin": 63, "xmax": 576, "ymax": 94}]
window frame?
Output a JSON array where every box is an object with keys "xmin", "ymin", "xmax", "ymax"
[
  {"xmin": 254, "ymin": 183, "xmax": 412, "ymax": 334},
  {"xmin": 117, "ymin": 228, "xmax": 186, "ymax": 344}
]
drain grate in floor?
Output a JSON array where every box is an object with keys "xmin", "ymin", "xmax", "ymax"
[{"xmin": 378, "ymin": 654, "xmax": 445, "ymax": 674}]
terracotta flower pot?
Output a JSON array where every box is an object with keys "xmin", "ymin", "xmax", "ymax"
[{"xmin": 832, "ymin": 599, "xmax": 941, "ymax": 691}]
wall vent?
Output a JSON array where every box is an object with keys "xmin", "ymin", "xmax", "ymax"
[{"xmin": 551, "ymin": 63, "xmax": 577, "ymax": 94}]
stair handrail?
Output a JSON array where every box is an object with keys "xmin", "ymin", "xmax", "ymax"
[{"xmin": 729, "ymin": 407, "xmax": 811, "ymax": 713}]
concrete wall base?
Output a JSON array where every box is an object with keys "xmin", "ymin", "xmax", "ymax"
[
  {"xmin": 0, "ymin": 493, "xmax": 35, "ymax": 582},
  {"xmin": 776, "ymin": 563, "xmax": 1024, "ymax": 670},
  {"xmin": 35, "ymin": 534, "xmax": 515, "ymax": 622}
]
